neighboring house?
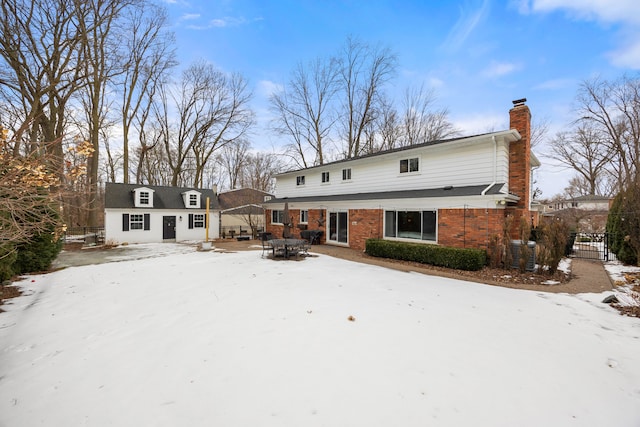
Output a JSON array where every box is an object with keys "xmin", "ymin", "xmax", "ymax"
[
  {"xmin": 264, "ymin": 99, "xmax": 541, "ymax": 251},
  {"xmin": 218, "ymin": 188, "xmax": 273, "ymax": 238},
  {"xmin": 548, "ymin": 195, "xmax": 613, "ymax": 233},
  {"xmin": 104, "ymin": 183, "xmax": 220, "ymax": 244},
  {"xmin": 553, "ymin": 195, "xmax": 612, "ymax": 211}
]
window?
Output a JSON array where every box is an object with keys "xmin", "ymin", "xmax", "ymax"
[
  {"xmin": 272, "ymin": 210, "xmax": 284, "ymax": 224},
  {"xmin": 384, "ymin": 210, "xmax": 436, "ymax": 241},
  {"xmin": 130, "ymin": 214, "xmax": 144, "ymax": 230},
  {"xmin": 193, "ymin": 214, "xmax": 205, "ymax": 228},
  {"xmin": 400, "ymin": 157, "xmax": 419, "ymax": 174},
  {"xmin": 300, "ymin": 210, "xmax": 308, "ymax": 223},
  {"xmin": 342, "ymin": 168, "xmax": 351, "ymax": 180},
  {"xmin": 189, "ymin": 194, "xmax": 198, "ymax": 206},
  {"xmin": 321, "ymin": 171, "xmax": 330, "ymax": 183},
  {"xmin": 296, "ymin": 175, "xmax": 306, "ymax": 186},
  {"xmin": 139, "ymin": 192, "xmax": 150, "ymax": 205}
]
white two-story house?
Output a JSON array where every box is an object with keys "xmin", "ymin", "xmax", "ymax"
[
  {"xmin": 104, "ymin": 183, "xmax": 220, "ymax": 244},
  {"xmin": 264, "ymin": 99, "xmax": 540, "ymax": 251}
]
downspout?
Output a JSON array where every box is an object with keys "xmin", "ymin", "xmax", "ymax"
[{"xmin": 481, "ymin": 135, "xmax": 498, "ymax": 196}]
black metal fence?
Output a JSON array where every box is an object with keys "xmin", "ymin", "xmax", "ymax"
[
  {"xmin": 567, "ymin": 232, "xmax": 616, "ymax": 261},
  {"xmin": 64, "ymin": 227, "xmax": 105, "ymax": 245}
]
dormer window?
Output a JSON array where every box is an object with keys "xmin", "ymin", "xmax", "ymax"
[
  {"xmin": 140, "ymin": 191, "xmax": 150, "ymax": 205},
  {"xmin": 133, "ymin": 187, "xmax": 154, "ymax": 208},
  {"xmin": 182, "ymin": 190, "xmax": 201, "ymax": 209}
]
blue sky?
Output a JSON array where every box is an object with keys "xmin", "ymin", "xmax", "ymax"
[{"xmin": 161, "ymin": 0, "xmax": 640, "ymax": 198}]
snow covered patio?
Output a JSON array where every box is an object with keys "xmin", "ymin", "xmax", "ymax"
[{"xmin": 1, "ymin": 244, "xmax": 639, "ymax": 426}]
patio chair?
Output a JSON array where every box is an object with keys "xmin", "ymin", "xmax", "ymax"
[{"xmin": 259, "ymin": 232, "xmax": 273, "ymax": 258}]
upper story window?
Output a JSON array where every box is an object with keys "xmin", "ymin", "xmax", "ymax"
[
  {"xmin": 182, "ymin": 190, "xmax": 201, "ymax": 209},
  {"xmin": 133, "ymin": 187, "xmax": 154, "ymax": 208},
  {"xmin": 321, "ymin": 171, "xmax": 330, "ymax": 183},
  {"xmin": 296, "ymin": 176, "xmax": 306, "ymax": 186},
  {"xmin": 342, "ymin": 168, "xmax": 352, "ymax": 181},
  {"xmin": 400, "ymin": 157, "xmax": 419, "ymax": 174},
  {"xmin": 139, "ymin": 191, "xmax": 150, "ymax": 205}
]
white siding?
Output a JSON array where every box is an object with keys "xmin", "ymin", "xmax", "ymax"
[
  {"xmin": 105, "ymin": 209, "xmax": 220, "ymax": 244},
  {"xmin": 275, "ymin": 134, "xmax": 513, "ymax": 198}
]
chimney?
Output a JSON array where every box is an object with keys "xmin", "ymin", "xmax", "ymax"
[{"xmin": 509, "ymin": 98, "xmax": 532, "ymax": 212}]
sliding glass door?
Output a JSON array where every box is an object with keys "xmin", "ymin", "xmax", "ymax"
[{"xmin": 328, "ymin": 211, "xmax": 348, "ymax": 244}]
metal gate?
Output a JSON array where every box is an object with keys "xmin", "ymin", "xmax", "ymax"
[{"xmin": 568, "ymin": 232, "xmax": 616, "ymax": 261}]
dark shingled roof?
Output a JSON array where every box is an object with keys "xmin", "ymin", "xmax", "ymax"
[
  {"xmin": 104, "ymin": 182, "xmax": 220, "ymax": 210},
  {"xmin": 264, "ymin": 183, "xmax": 507, "ymax": 204}
]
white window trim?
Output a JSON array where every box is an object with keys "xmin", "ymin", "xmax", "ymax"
[
  {"xmin": 398, "ymin": 156, "xmax": 421, "ymax": 176},
  {"xmin": 383, "ymin": 209, "xmax": 438, "ymax": 244}
]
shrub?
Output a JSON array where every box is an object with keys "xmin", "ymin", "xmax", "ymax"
[
  {"xmin": 0, "ymin": 244, "xmax": 18, "ymax": 282},
  {"xmin": 535, "ymin": 219, "xmax": 569, "ymax": 275},
  {"xmin": 607, "ymin": 190, "xmax": 638, "ymax": 265},
  {"xmin": 13, "ymin": 231, "xmax": 63, "ymax": 274},
  {"xmin": 365, "ymin": 239, "xmax": 486, "ymax": 271}
]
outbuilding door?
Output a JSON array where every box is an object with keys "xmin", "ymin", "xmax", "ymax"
[{"xmin": 163, "ymin": 216, "xmax": 176, "ymax": 240}]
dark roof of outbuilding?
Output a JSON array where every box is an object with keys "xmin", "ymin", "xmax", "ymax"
[
  {"xmin": 104, "ymin": 182, "xmax": 220, "ymax": 210},
  {"xmin": 263, "ymin": 183, "xmax": 507, "ymax": 204},
  {"xmin": 218, "ymin": 188, "xmax": 273, "ymax": 209}
]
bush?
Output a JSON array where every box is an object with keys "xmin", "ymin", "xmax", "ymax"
[
  {"xmin": 365, "ymin": 239, "xmax": 486, "ymax": 271},
  {"xmin": 13, "ymin": 231, "xmax": 63, "ymax": 274},
  {"xmin": 607, "ymin": 190, "xmax": 639, "ymax": 265},
  {"xmin": 0, "ymin": 244, "xmax": 18, "ymax": 282},
  {"xmin": 535, "ymin": 219, "xmax": 569, "ymax": 275}
]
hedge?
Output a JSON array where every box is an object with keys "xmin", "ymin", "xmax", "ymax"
[{"xmin": 365, "ymin": 239, "xmax": 487, "ymax": 271}]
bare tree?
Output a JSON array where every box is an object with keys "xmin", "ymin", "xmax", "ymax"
[
  {"xmin": 577, "ymin": 75, "xmax": 640, "ymax": 190},
  {"xmin": 155, "ymin": 62, "xmax": 253, "ymax": 187},
  {"xmin": 242, "ymin": 151, "xmax": 283, "ymax": 192},
  {"xmin": 548, "ymin": 123, "xmax": 615, "ymax": 196},
  {"xmin": 0, "ymin": 0, "xmax": 92, "ymax": 177},
  {"xmin": 401, "ymin": 84, "xmax": 458, "ymax": 146},
  {"xmin": 216, "ymin": 139, "xmax": 250, "ymax": 190},
  {"xmin": 270, "ymin": 58, "xmax": 339, "ymax": 167},
  {"xmin": 119, "ymin": 2, "xmax": 176, "ymax": 184},
  {"xmin": 338, "ymin": 36, "xmax": 397, "ymax": 158}
]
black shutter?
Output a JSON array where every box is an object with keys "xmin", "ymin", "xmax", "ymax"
[
  {"xmin": 205, "ymin": 213, "xmax": 207, "ymax": 228},
  {"xmin": 188, "ymin": 214, "xmax": 194, "ymax": 229},
  {"xmin": 143, "ymin": 214, "xmax": 150, "ymax": 230},
  {"xmin": 122, "ymin": 214, "xmax": 129, "ymax": 231}
]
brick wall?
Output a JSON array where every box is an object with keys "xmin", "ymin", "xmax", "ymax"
[
  {"xmin": 438, "ymin": 208, "xmax": 505, "ymax": 249},
  {"xmin": 347, "ymin": 209, "xmax": 384, "ymax": 251},
  {"xmin": 508, "ymin": 101, "xmax": 532, "ymax": 238}
]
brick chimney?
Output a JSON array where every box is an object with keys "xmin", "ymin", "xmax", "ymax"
[{"xmin": 509, "ymin": 98, "xmax": 531, "ymax": 211}]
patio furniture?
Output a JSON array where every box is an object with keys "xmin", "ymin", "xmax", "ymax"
[
  {"xmin": 268, "ymin": 238, "xmax": 308, "ymax": 260},
  {"xmin": 300, "ymin": 229, "xmax": 323, "ymax": 245},
  {"xmin": 259, "ymin": 232, "xmax": 273, "ymax": 258}
]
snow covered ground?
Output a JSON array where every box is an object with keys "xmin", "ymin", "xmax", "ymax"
[{"xmin": 1, "ymin": 243, "xmax": 640, "ymax": 426}]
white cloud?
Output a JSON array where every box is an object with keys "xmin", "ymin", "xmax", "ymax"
[
  {"xmin": 451, "ymin": 112, "xmax": 507, "ymax": 135},
  {"xmin": 179, "ymin": 13, "xmax": 200, "ymax": 21},
  {"xmin": 442, "ymin": 0, "xmax": 491, "ymax": 52},
  {"xmin": 533, "ymin": 78, "xmax": 576, "ymax": 90},
  {"xmin": 530, "ymin": 0, "xmax": 640, "ymax": 25},
  {"xmin": 482, "ymin": 61, "xmax": 522, "ymax": 78},
  {"xmin": 257, "ymin": 79, "xmax": 282, "ymax": 98},
  {"xmin": 608, "ymin": 35, "xmax": 640, "ymax": 69}
]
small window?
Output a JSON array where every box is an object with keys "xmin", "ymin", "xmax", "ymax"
[
  {"xmin": 130, "ymin": 214, "xmax": 144, "ymax": 230},
  {"xmin": 342, "ymin": 168, "xmax": 351, "ymax": 181},
  {"xmin": 193, "ymin": 214, "xmax": 205, "ymax": 228},
  {"xmin": 272, "ymin": 210, "xmax": 284, "ymax": 224},
  {"xmin": 139, "ymin": 192, "xmax": 150, "ymax": 205},
  {"xmin": 400, "ymin": 157, "xmax": 419, "ymax": 174},
  {"xmin": 189, "ymin": 194, "xmax": 198, "ymax": 206},
  {"xmin": 321, "ymin": 172, "xmax": 330, "ymax": 183},
  {"xmin": 300, "ymin": 210, "xmax": 308, "ymax": 223},
  {"xmin": 296, "ymin": 176, "xmax": 305, "ymax": 186}
]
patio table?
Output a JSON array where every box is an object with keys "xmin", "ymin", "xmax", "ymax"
[{"xmin": 269, "ymin": 238, "xmax": 307, "ymax": 259}]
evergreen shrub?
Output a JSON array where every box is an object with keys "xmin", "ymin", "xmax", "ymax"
[{"xmin": 365, "ymin": 239, "xmax": 486, "ymax": 271}]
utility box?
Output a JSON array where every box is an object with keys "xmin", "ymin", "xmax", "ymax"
[{"xmin": 510, "ymin": 240, "xmax": 536, "ymax": 271}]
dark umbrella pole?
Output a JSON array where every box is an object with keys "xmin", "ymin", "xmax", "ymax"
[{"xmin": 283, "ymin": 201, "xmax": 292, "ymax": 238}]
